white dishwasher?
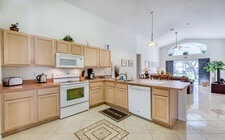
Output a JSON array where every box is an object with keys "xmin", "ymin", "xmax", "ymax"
[{"xmin": 128, "ymin": 85, "xmax": 151, "ymax": 120}]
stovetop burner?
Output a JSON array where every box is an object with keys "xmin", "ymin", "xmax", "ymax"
[{"xmin": 52, "ymin": 72, "xmax": 88, "ymax": 85}]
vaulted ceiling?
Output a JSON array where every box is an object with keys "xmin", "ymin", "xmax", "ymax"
[{"xmin": 64, "ymin": 0, "xmax": 225, "ymax": 47}]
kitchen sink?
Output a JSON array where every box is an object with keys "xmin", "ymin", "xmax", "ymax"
[{"xmin": 114, "ymin": 79, "xmax": 133, "ymax": 82}]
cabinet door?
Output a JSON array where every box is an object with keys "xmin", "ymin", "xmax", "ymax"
[
  {"xmin": 56, "ymin": 40, "xmax": 71, "ymax": 54},
  {"xmin": 71, "ymin": 43, "xmax": 83, "ymax": 55},
  {"xmin": 100, "ymin": 49, "xmax": 111, "ymax": 67},
  {"xmin": 105, "ymin": 86, "xmax": 115, "ymax": 104},
  {"xmin": 115, "ymin": 88, "xmax": 128, "ymax": 109},
  {"xmin": 152, "ymin": 94, "xmax": 170, "ymax": 124},
  {"xmin": 34, "ymin": 36, "xmax": 55, "ymax": 66},
  {"xmin": 84, "ymin": 46, "xmax": 99, "ymax": 67},
  {"xmin": 38, "ymin": 93, "xmax": 59, "ymax": 121},
  {"xmin": 3, "ymin": 30, "xmax": 31, "ymax": 65},
  {"xmin": 4, "ymin": 97, "xmax": 34, "ymax": 132},
  {"xmin": 90, "ymin": 86, "xmax": 103, "ymax": 106}
]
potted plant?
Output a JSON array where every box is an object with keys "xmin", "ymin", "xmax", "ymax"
[
  {"xmin": 9, "ymin": 22, "xmax": 19, "ymax": 32},
  {"xmin": 62, "ymin": 35, "xmax": 74, "ymax": 42},
  {"xmin": 204, "ymin": 61, "xmax": 225, "ymax": 84},
  {"xmin": 201, "ymin": 50, "xmax": 207, "ymax": 54},
  {"xmin": 183, "ymin": 51, "xmax": 188, "ymax": 59}
]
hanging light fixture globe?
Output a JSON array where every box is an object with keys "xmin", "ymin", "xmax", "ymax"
[
  {"xmin": 173, "ymin": 32, "xmax": 180, "ymax": 51},
  {"xmin": 147, "ymin": 11, "xmax": 158, "ymax": 47}
]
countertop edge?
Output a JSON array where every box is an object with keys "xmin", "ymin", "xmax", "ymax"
[
  {"xmin": 0, "ymin": 83, "xmax": 60, "ymax": 93},
  {"xmin": 88, "ymin": 79, "xmax": 190, "ymax": 91}
]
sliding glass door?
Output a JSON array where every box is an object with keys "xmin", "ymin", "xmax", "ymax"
[{"xmin": 173, "ymin": 60, "xmax": 199, "ymax": 84}]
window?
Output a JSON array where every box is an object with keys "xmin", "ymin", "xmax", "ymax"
[
  {"xmin": 168, "ymin": 43, "xmax": 207, "ymax": 56},
  {"xmin": 173, "ymin": 60, "xmax": 199, "ymax": 83}
]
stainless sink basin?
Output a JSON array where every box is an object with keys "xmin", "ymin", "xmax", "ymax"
[{"xmin": 114, "ymin": 79, "xmax": 133, "ymax": 82}]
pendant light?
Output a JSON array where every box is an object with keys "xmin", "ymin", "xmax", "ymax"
[
  {"xmin": 173, "ymin": 32, "xmax": 180, "ymax": 51},
  {"xmin": 147, "ymin": 11, "xmax": 158, "ymax": 47}
]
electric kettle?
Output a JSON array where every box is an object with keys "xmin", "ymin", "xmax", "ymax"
[{"xmin": 36, "ymin": 73, "xmax": 47, "ymax": 83}]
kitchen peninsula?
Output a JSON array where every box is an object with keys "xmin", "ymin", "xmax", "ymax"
[{"xmin": 89, "ymin": 78, "xmax": 189, "ymax": 128}]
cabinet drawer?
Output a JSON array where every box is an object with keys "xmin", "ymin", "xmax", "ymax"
[
  {"xmin": 105, "ymin": 82, "xmax": 115, "ymax": 87},
  {"xmin": 90, "ymin": 82, "xmax": 103, "ymax": 88},
  {"xmin": 116, "ymin": 83, "xmax": 128, "ymax": 90},
  {"xmin": 152, "ymin": 88, "xmax": 169, "ymax": 97},
  {"xmin": 38, "ymin": 87, "xmax": 58, "ymax": 96},
  {"xmin": 4, "ymin": 90, "xmax": 34, "ymax": 101}
]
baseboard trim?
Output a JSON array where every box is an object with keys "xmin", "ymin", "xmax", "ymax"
[{"xmin": 2, "ymin": 116, "xmax": 59, "ymax": 137}]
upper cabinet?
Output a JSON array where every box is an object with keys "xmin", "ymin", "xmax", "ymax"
[
  {"xmin": 55, "ymin": 40, "xmax": 71, "ymax": 54},
  {"xmin": 84, "ymin": 46, "xmax": 100, "ymax": 67},
  {"xmin": 2, "ymin": 30, "xmax": 32, "ymax": 65},
  {"xmin": 100, "ymin": 49, "xmax": 111, "ymax": 67},
  {"xmin": 1, "ymin": 29, "xmax": 111, "ymax": 68},
  {"xmin": 34, "ymin": 36, "xmax": 55, "ymax": 66},
  {"xmin": 71, "ymin": 43, "xmax": 83, "ymax": 55}
]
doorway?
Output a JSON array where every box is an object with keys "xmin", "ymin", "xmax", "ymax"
[{"xmin": 136, "ymin": 54, "xmax": 142, "ymax": 78}]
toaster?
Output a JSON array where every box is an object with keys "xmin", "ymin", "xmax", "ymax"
[{"xmin": 3, "ymin": 77, "xmax": 23, "ymax": 86}]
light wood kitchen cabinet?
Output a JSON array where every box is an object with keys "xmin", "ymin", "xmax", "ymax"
[
  {"xmin": 152, "ymin": 88, "xmax": 178, "ymax": 128},
  {"xmin": 37, "ymin": 87, "xmax": 59, "ymax": 121},
  {"xmin": 2, "ymin": 30, "xmax": 31, "ymax": 65},
  {"xmin": 104, "ymin": 82, "xmax": 116, "ymax": 105},
  {"xmin": 84, "ymin": 46, "xmax": 100, "ymax": 67},
  {"xmin": 2, "ymin": 87, "xmax": 59, "ymax": 134},
  {"xmin": 3, "ymin": 90, "xmax": 35, "ymax": 132},
  {"xmin": 34, "ymin": 36, "xmax": 55, "ymax": 66},
  {"xmin": 56, "ymin": 40, "xmax": 71, "ymax": 54},
  {"xmin": 115, "ymin": 83, "xmax": 128, "ymax": 109},
  {"xmin": 100, "ymin": 49, "xmax": 111, "ymax": 67},
  {"xmin": 71, "ymin": 43, "xmax": 84, "ymax": 55},
  {"xmin": 89, "ymin": 82, "xmax": 104, "ymax": 107},
  {"xmin": 115, "ymin": 88, "xmax": 128, "ymax": 109}
]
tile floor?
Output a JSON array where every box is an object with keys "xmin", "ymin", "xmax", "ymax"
[{"xmin": 3, "ymin": 85, "xmax": 225, "ymax": 140}]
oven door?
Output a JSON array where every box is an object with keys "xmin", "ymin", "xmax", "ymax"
[{"xmin": 60, "ymin": 83, "xmax": 89, "ymax": 108}]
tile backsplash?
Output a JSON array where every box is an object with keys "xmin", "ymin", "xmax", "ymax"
[{"xmin": 2, "ymin": 66, "xmax": 111, "ymax": 80}]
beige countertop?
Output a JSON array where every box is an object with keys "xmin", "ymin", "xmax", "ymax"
[
  {"xmin": 0, "ymin": 78, "xmax": 189, "ymax": 93},
  {"xmin": 89, "ymin": 79, "xmax": 190, "ymax": 91},
  {"xmin": 0, "ymin": 82, "xmax": 60, "ymax": 93}
]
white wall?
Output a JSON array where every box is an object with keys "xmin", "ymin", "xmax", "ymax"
[
  {"xmin": 136, "ymin": 33, "xmax": 159, "ymax": 74},
  {"xmin": 0, "ymin": 0, "xmax": 137, "ymax": 80},
  {"xmin": 159, "ymin": 39, "xmax": 225, "ymax": 80}
]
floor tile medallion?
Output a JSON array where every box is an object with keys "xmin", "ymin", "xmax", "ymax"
[{"xmin": 74, "ymin": 119, "xmax": 129, "ymax": 140}]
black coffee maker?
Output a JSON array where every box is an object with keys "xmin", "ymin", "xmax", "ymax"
[{"xmin": 87, "ymin": 68, "xmax": 95, "ymax": 80}]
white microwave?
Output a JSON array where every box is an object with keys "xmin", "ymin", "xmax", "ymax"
[{"xmin": 56, "ymin": 53, "xmax": 84, "ymax": 68}]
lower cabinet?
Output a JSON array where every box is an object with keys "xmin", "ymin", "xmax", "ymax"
[
  {"xmin": 115, "ymin": 84, "xmax": 128, "ymax": 110},
  {"xmin": 4, "ymin": 97, "xmax": 34, "ymax": 132},
  {"xmin": 90, "ymin": 82, "xmax": 128, "ymax": 110},
  {"xmin": 152, "ymin": 88, "xmax": 178, "ymax": 128},
  {"xmin": 152, "ymin": 94, "xmax": 169, "ymax": 124},
  {"xmin": 104, "ymin": 82, "xmax": 116, "ymax": 105},
  {"xmin": 38, "ymin": 93, "xmax": 59, "ymax": 121},
  {"xmin": 2, "ymin": 87, "xmax": 59, "ymax": 134},
  {"xmin": 89, "ymin": 82, "xmax": 104, "ymax": 107}
]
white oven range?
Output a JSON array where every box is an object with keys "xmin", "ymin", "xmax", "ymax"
[{"xmin": 53, "ymin": 73, "xmax": 89, "ymax": 119}]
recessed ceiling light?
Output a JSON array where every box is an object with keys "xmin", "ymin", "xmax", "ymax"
[
  {"xmin": 170, "ymin": 28, "xmax": 175, "ymax": 31},
  {"xmin": 186, "ymin": 23, "xmax": 190, "ymax": 26}
]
